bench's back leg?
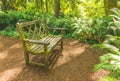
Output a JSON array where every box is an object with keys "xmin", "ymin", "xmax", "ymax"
[{"xmin": 61, "ymin": 38, "xmax": 63, "ymax": 52}]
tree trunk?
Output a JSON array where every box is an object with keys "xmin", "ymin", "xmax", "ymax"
[
  {"xmin": 45, "ymin": 0, "xmax": 48, "ymax": 13},
  {"xmin": 1, "ymin": 0, "xmax": 7, "ymax": 12},
  {"xmin": 54, "ymin": 0, "xmax": 60, "ymax": 18},
  {"xmin": 104, "ymin": 0, "xmax": 117, "ymax": 15}
]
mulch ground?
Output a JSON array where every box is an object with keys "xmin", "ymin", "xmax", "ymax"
[{"xmin": 0, "ymin": 36, "xmax": 110, "ymax": 81}]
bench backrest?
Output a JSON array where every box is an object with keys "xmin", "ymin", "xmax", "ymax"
[{"xmin": 16, "ymin": 19, "xmax": 49, "ymax": 41}]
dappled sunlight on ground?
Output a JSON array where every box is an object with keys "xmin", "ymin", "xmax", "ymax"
[
  {"xmin": 0, "ymin": 43, "xmax": 21, "ymax": 60},
  {"xmin": 0, "ymin": 67, "xmax": 23, "ymax": 81},
  {"xmin": 0, "ymin": 42, "xmax": 3, "ymax": 48},
  {"xmin": 54, "ymin": 41, "xmax": 89, "ymax": 68},
  {"xmin": 0, "ymin": 50, "xmax": 8, "ymax": 60},
  {"xmin": 8, "ymin": 43, "xmax": 22, "ymax": 50},
  {"xmin": 0, "ymin": 36, "xmax": 109, "ymax": 81}
]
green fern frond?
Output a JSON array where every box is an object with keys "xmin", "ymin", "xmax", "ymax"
[
  {"xmin": 91, "ymin": 44, "xmax": 120, "ymax": 55},
  {"xmin": 95, "ymin": 62, "xmax": 114, "ymax": 70},
  {"xmin": 110, "ymin": 15, "xmax": 120, "ymax": 21},
  {"xmin": 100, "ymin": 53, "xmax": 120, "ymax": 62},
  {"xmin": 104, "ymin": 36, "xmax": 120, "ymax": 48},
  {"xmin": 111, "ymin": 8, "xmax": 120, "ymax": 17},
  {"xmin": 103, "ymin": 35, "xmax": 116, "ymax": 44}
]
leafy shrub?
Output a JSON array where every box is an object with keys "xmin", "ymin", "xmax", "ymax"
[
  {"xmin": 72, "ymin": 17, "xmax": 93, "ymax": 42},
  {"xmin": 7, "ymin": 10, "xmax": 25, "ymax": 26},
  {"xmin": 92, "ymin": 16, "xmax": 112, "ymax": 41},
  {"xmin": 0, "ymin": 26, "xmax": 18, "ymax": 37},
  {"xmin": 109, "ymin": 8, "xmax": 120, "ymax": 36},
  {"xmin": 0, "ymin": 10, "xmax": 75, "ymax": 38},
  {"xmin": 72, "ymin": 16, "xmax": 112, "ymax": 43},
  {"xmin": 0, "ymin": 10, "xmax": 33, "ymax": 38},
  {"xmin": 92, "ymin": 36, "xmax": 120, "ymax": 80},
  {"xmin": 6, "ymin": 10, "xmax": 42, "ymax": 26},
  {"xmin": 47, "ymin": 16, "xmax": 74, "ymax": 37},
  {"xmin": 0, "ymin": 11, "xmax": 9, "ymax": 30},
  {"xmin": 0, "ymin": 10, "xmax": 43, "ymax": 37},
  {"xmin": 92, "ymin": 8, "xmax": 120, "ymax": 81}
]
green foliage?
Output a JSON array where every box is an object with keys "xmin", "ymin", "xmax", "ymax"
[
  {"xmin": 61, "ymin": 0, "xmax": 105, "ymax": 18},
  {"xmin": 79, "ymin": 0, "xmax": 105, "ymax": 18},
  {"xmin": 0, "ymin": 26, "xmax": 18, "ymax": 37},
  {"xmin": 1, "ymin": 0, "xmax": 105, "ymax": 18},
  {"xmin": 104, "ymin": 35, "xmax": 120, "ymax": 48},
  {"xmin": 109, "ymin": 8, "xmax": 120, "ymax": 36},
  {"xmin": 7, "ymin": 10, "xmax": 25, "ymax": 26},
  {"xmin": 72, "ymin": 16, "xmax": 112, "ymax": 43},
  {"xmin": 72, "ymin": 17, "xmax": 93, "ymax": 42},
  {"xmin": 0, "ymin": 0, "xmax": 116, "ymax": 39},
  {"xmin": 0, "ymin": 10, "xmax": 33, "ymax": 31},
  {"xmin": 92, "ymin": 44, "xmax": 120, "ymax": 55},
  {"xmin": 93, "ymin": 36, "xmax": 120, "ymax": 80},
  {"xmin": 0, "ymin": 11, "xmax": 9, "ymax": 30},
  {"xmin": 92, "ymin": 8, "xmax": 120, "ymax": 80},
  {"xmin": 1, "ymin": 0, "xmax": 25, "ymax": 11},
  {"xmin": 0, "ymin": 10, "xmax": 75, "ymax": 38},
  {"xmin": 47, "ymin": 16, "xmax": 74, "ymax": 37}
]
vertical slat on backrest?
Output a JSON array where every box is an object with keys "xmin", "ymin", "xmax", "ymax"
[{"xmin": 44, "ymin": 18, "xmax": 49, "ymax": 35}]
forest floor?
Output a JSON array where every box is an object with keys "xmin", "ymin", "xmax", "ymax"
[{"xmin": 0, "ymin": 36, "xmax": 110, "ymax": 81}]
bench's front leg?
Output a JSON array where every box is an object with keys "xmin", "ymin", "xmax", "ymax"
[
  {"xmin": 44, "ymin": 44, "xmax": 49, "ymax": 67},
  {"xmin": 24, "ymin": 51, "xmax": 29, "ymax": 66}
]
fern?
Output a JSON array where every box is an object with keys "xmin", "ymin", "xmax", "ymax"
[
  {"xmin": 91, "ymin": 44, "xmax": 120, "ymax": 55},
  {"xmin": 95, "ymin": 62, "xmax": 114, "ymax": 71},
  {"xmin": 109, "ymin": 8, "xmax": 120, "ymax": 36},
  {"xmin": 93, "ymin": 36, "xmax": 120, "ymax": 80},
  {"xmin": 100, "ymin": 53, "xmax": 120, "ymax": 62},
  {"xmin": 93, "ymin": 8, "xmax": 120, "ymax": 80}
]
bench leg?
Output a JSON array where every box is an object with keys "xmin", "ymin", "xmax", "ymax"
[
  {"xmin": 61, "ymin": 39, "xmax": 63, "ymax": 52},
  {"xmin": 24, "ymin": 52, "xmax": 29, "ymax": 66},
  {"xmin": 44, "ymin": 55, "xmax": 49, "ymax": 69}
]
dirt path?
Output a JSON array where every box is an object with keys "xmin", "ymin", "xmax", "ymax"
[{"xmin": 0, "ymin": 36, "xmax": 109, "ymax": 81}]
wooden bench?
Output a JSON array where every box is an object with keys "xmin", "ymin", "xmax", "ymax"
[{"xmin": 16, "ymin": 19, "xmax": 64, "ymax": 68}]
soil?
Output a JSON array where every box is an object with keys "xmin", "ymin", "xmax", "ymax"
[{"xmin": 0, "ymin": 36, "xmax": 110, "ymax": 81}]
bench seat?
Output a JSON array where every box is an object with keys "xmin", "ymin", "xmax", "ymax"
[{"xmin": 27, "ymin": 35, "xmax": 62, "ymax": 54}]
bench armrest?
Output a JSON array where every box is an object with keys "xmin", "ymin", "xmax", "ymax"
[
  {"xmin": 48, "ymin": 28, "xmax": 65, "ymax": 30},
  {"xmin": 25, "ymin": 39, "xmax": 50, "ymax": 45},
  {"xmin": 48, "ymin": 27, "xmax": 65, "ymax": 36}
]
